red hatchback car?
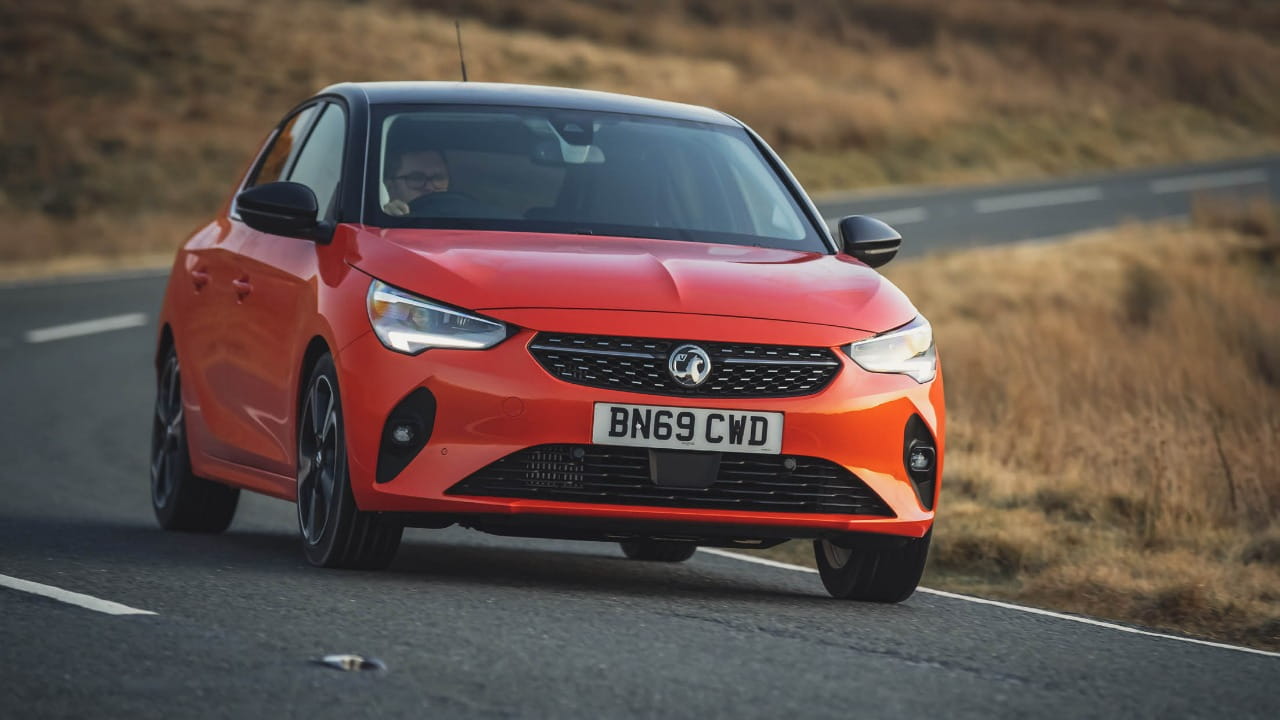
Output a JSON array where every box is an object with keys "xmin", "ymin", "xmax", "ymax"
[{"xmin": 152, "ymin": 82, "xmax": 944, "ymax": 602}]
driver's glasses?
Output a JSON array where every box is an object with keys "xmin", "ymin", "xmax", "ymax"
[{"xmin": 391, "ymin": 171, "xmax": 447, "ymax": 190}]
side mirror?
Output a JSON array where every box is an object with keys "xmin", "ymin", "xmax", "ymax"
[
  {"xmin": 836, "ymin": 215, "xmax": 902, "ymax": 268},
  {"xmin": 236, "ymin": 182, "xmax": 322, "ymax": 240}
]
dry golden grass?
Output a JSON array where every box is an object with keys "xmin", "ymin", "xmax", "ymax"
[
  {"xmin": 0, "ymin": 211, "xmax": 188, "ymax": 282},
  {"xmin": 757, "ymin": 200, "xmax": 1280, "ymax": 650},
  {"xmin": 3, "ymin": 0, "xmax": 1280, "ymax": 264}
]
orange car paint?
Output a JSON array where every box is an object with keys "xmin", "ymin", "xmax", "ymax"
[{"xmin": 159, "ymin": 221, "xmax": 944, "ymax": 539}]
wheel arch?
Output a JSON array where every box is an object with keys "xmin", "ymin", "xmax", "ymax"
[
  {"xmin": 155, "ymin": 324, "xmax": 175, "ymax": 371},
  {"xmin": 297, "ymin": 336, "xmax": 333, "ymax": 416}
]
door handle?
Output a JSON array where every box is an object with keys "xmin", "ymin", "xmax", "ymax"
[
  {"xmin": 191, "ymin": 268, "xmax": 210, "ymax": 291},
  {"xmin": 232, "ymin": 276, "xmax": 253, "ymax": 301}
]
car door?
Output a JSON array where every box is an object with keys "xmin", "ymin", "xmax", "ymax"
[
  {"xmin": 171, "ymin": 215, "xmax": 243, "ymax": 465},
  {"xmin": 194, "ymin": 103, "xmax": 320, "ymax": 466},
  {"xmin": 223, "ymin": 101, "xmax": 348, "ymax": 476}
]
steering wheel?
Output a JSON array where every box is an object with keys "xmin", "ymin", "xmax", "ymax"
[{"xmin": 408, "ymin": 191, "xmax": 480, "ymax": 216}]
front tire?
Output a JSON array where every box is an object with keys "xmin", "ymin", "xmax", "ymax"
[
  {"xmin": 814, "ymin": 530, "xmax": 931, "ymax": 603},
  {"xmin": 151, "ymin": 346, "xmax": 240, "ymax": 532},
  {"xmin": 297, "ymin": 354, "xmax": 403, "ymax": 570},
  {"xmin": 619, "ymin": 540, "xmax": 697, "ymax": 562}
]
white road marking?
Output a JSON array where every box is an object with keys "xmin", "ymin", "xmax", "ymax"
[
  {"xmin": 24, "ymin": 313, "xmax": 148, "ymax": 344},
  {"xmin": 823, "ymin": 207, "xmax": 928, "ymax": 232},
  {"xmin": 700, "ymin": 548, "xmax": 819, "ymax": 573},
  {"xmin": 0, "ymin": 573, "xmax": 156, "ymax": 616},
  {"xmin": 1150, "ymin": 169, "xmax": 1267, "ymax": 195},
  {"xmin": 697, "ymin": 548, "xmax": 1280, "ymax": 659},
  {"xmin": 868, "ymin": 207, "xmax": 929, "ymax": 225},
  {"xmin": 975, "ymin": 186, "xmax": 1103, "ymax": 214}
]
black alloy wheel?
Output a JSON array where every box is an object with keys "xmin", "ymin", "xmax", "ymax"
[
  {"xmin": 619, "ymin": 540, "xmax": 698, "ymax": 562},
  {"xmin": 297, "ymin": 372, "xmax": 339, "ymax": 547},
  {"xmin": 813, "ymin": 530, "xmax": 931, "ymax": 603},
  {"xmin": 151, "ymin": 346, "xmax": 239, "ymax": 532},
  {"xmin": 297, "ymin": 354, "xmax": 403, "ymax": 569}
]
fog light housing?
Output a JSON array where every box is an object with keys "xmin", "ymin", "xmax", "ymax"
[
  {"xmin": 391, "ymin": 423, "xmax": 417, "ymax": 445},
  {"xmin": 376, "ymin": 388, "xmax": 436, "ymax": 484},
  {"xmin": 903, "ymin": 414, "xmax": 938, "ymax": 510},
  {"xmin": 908, "ymin": 446, "xmax": 935, "ymax": 473}
]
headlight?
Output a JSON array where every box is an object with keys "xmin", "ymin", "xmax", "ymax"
[
  {"xmin": 843, "ymin": 315, "xmax": 936, "ymax": 383},
  {"xmin": 367, "ymin": 279, "xmax": 510, "ymax": 354}
]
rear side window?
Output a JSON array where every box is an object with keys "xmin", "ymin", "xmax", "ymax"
[
  {"xmin": 248, "ymin": 104, "xmax": 318, "ymax": 187},
  {"xmin": 287, "ymin": 104, "xmax": 346, "ymax": 220}
]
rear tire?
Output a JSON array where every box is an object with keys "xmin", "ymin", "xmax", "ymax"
[
  {"xmin": 620, "ymin": 540, "xmax": 697, "ymax": 562},
  {"xmin": 151, "ymin": 346, "xmax": 240, "ymax": 532},
  {"xmin": 297, "ymin": 354, "xmax": 403, "ymax": 570},
  {"xmin": 814, "ymin": 530, "xmax": 931, "ymax": 603}
]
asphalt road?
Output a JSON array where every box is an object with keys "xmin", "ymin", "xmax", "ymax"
[
  {"xmin": 2, "ymin": 155, "xmax": 1278, "ymax": 719},
  {"xmin": 816, "ymin": 152, "xmax": 1280, "ymax": 256}
]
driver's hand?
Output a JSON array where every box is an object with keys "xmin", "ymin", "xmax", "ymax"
[{"xmin": 383, "ymin": 200, "xmax": 410, "ymax": 216}]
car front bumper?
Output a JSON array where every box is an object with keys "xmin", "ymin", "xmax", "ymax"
[{"xmin": 337, "ymin": 311, "xmax": 944, "ymax": 540}]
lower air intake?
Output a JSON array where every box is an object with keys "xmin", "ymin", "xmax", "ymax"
[{"xmin": 447, "ymin": 444, "xmax": 893, "ymax": 516}]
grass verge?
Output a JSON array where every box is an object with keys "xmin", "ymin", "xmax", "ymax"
[{"xmin": 753, "ymin": 198, "xmax": 1280, "ymax": 650}]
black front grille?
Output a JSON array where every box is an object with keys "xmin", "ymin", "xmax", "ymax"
[
  {"xmin": 447, "ymin": 444, "xmax": 894, "ymax": 516},
  {"xmin": 528, "ymin": 333, "xmax": 841, "ymax": 398}
]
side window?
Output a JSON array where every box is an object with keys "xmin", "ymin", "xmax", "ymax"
[
  {"xmin": 287, "ymin": 104, "xmax": 346, "ymax": 220},
  {"xmin": 248, "ymin": 105, "xmax": 319, "ymax": 187}
]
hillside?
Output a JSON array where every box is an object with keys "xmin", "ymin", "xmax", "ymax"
[{"xmin": 3, "ymin": 0, "xmax": 1279, "ymax": 264}]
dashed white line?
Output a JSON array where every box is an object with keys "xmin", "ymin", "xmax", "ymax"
[
  {"xmin": 0, "ymin": 573, "xmax": 156, "ymax": 616},
  {"xmin": 974, "ymin": 186, "xmax": 1103, "ymax": 214},
  {"xmin": 697, "ymin": 548, "xmax": 1280, "ymax": 659},
  {"xmin": 24, "ymin": 313, "xmax": 148, "ymax": 344},
  {"xmin": 824, "ymin": 207, "xmax": 928, "ymax": 235},
  {"xmin": 1150, "ymin": 169, "xmax": 1268, "ymax": 194},
  {"xmin": 869, "ymin": 207, "xmax": 929, "ymax": 225}
]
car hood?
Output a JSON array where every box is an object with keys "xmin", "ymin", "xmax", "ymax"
[{"xmin": 345, "ymin": 226, "xmax": 917, "ymax": 333}]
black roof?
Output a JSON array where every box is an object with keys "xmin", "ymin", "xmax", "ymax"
[{"xmin": 317, "ymin": 81, "xmax": 738, "ymax": 126}]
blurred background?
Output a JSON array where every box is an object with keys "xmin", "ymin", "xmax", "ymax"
[{"xmin": 2, "ymin": 0, "xmax": 1277, "ymax": 648}]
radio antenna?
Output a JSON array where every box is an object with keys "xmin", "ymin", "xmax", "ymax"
[{"xmin": 455, "ymin": 20, "xmax": 469, "ymax": 82}]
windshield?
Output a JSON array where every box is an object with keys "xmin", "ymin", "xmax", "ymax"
[{"xmin": 366, "ymin": 105, "xmax": 827, "ymax": 252}]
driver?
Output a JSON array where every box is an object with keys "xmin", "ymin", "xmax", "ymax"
[{"xmin": 383, "ymin": 146, "xmax": 450, "ymax": 216}]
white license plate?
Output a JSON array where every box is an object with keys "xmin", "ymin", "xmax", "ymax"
[{"xmin": 591, "ymin": 403, "xmax": 783, "ymax": 454}]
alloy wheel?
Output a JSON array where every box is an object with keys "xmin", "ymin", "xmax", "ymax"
[
  {"xmin": 151, "ymin": 355, "xmax": 184, "ymax": 509},
  {"xmin": 298, "ymin": 375, "xmax": 340, "ymax": 545},
  {"xmin": 820, "ymin": 539, "xmax": 852, "ymax": 570}
]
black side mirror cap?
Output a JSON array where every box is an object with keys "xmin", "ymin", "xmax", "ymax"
[
  {"xmin": 836, "ymin": 215, "xmax": 902, "ymax": 268},
  {"xmin": 236, "ymin": 182, "xmax": 325, "ymax": 241}
]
